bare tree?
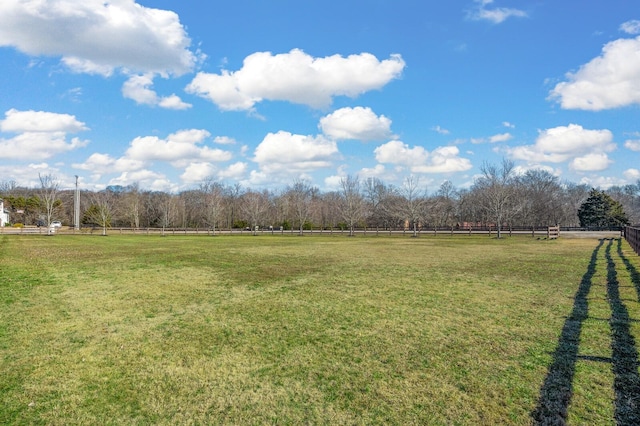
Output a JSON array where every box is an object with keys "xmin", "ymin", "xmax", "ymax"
[
  {"xmin": 286, "ymin": 179, "xmax": 314, "ymax": 234},
  {"xmin": 517, "ymin": 169, "xmax": 563, "ymax": 227},
  {"xmin": 432, "ymin": 180, "xmax": 459, "ymax": 228},
  {"xmin": 473, "ymin": 159, "xmax": 519, "ymax": 238},
  {"xmin": 241, "ymin": 190, "xmax": 271, "ymax": 235},
  {"xmin": 38, "ymin": 173, "xmax": 61, "ymax": 227},
  {"xmin": 84, "ymin": 190, "xmax": 117, "ymax": 236},
  {"xmin": 339, "ymin": 175, "xmax": 366, "ymax": 236},
  {"xmin": 200, "ymin": 179, "xmax": 225, "ymax": 234},
  {"xmin": 159, "ymin": 193, "xmax": 180, "ymax": 236},
  {"xmin": 364, "ymin": 177, "xmax": 396, "ymax": 229},
  {"xmin": 121, "ymin": 183, "xmax": 142, "ymax": 229},
  {"xmin": 395, "ymin": 175, "xmax": 429, "ymax": 237}
]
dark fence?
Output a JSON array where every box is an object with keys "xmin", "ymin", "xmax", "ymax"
[
  {"xmin": 624, "ymin": 226, "xmax": 640, "ymax": 256},
  {"xmin": 1, "ymin": 224, "xmax": 571, "ymax": 238}
]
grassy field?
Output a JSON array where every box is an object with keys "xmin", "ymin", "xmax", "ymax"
[{"xmin": 1, "ymin": 233, "xmax": 639, "ymax": 425}]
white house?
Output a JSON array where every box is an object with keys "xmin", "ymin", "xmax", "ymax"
[{"xmin": 0, "ymin": 198, "xmax": 9, "ymax": 227}]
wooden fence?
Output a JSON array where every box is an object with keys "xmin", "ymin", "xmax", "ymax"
[
  {"xmin": 1, "ymin": 225, "xmax": 567, "ymax": 238},
  {"xmin": 625, "ymin": 226, "xmax": 640, "ymax": 256}
]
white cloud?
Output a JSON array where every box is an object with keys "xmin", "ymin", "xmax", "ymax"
[
  {"xmin": 625, "ymin": 139, "xmax": 640, "ymax": 151},
  {"xmin": 489, "ymin": 132, "xmax": 513, "ymax": 143},
  {"xmin": 513, "ymin": 164, "xmax": 559, "ymax": 176},
  {"xmin": 621, "ymin": 20, "xmax": 640, "ymax": 35},
  {"xmin": 253, "ymin": 131, "xmax": 340, "ymax": 174},
  {"xmin": 218, "ymin": 162, "xmax": 248, "ymax": 179},
  {"xmin": 507, "ymin": 124, "xmax": 615, "ymax": 165},
  {"xmin": 359, "ymin": 164, "xmax": 396, "ymax": 182},
  {"xmin": 374, "ymin": 141, "xmax": 472, "ymax": 173},
  {"xmin": 570, "ymin": 152, "xmax": 612, "ymax": 172},
  {"xmin": 180, "ymin": 162, "xmax": 217, "ymax": 184},
  {"xmin": 470, "ymin": 132, "xmax": 512, "ymax": 144},
  {"xmin": 186, "ymin": 49, "xmax": 405, "ymax": 111},
  {"xmin": 214, "ymin": 136, "xmax": 237, "ymax": 145},
  {"xmin": 467, "ymin": 0, "xmax": 527, "ymax": 24},
  {"xmin": 125, "ymin": 129, "xmax": 232, "ymax": 164},
  {"xmin": 549, "ymin": 36, "xmax": 640, "ymax": 110},
  {"xmin": 624, "ymin": 169, "xmax": 640, "ymax": 180},
  {"xmin": 0, "ymin": 0, "xmax": 200, "ymax": 76},
  {"xmin": 158, "ymin": 94, "xmax": 191, "ymax": 110},
  {"xmin": 122, "ymin": 74, "xmax": 191, "ymax": 110},
  {"xmin": 319, "ymin": 107, "xmax": 393, "ymax": 141},
  {"xmin": 502, "ymin": 121, "xmax": 515, "ymax": 128},
  {"xmin": 0, "ymin": 109, "xmax": 89, "ymax": 160},
  {"xmin": 432, "ymin": 125, "xmax": 451, "ymax": 135},
  {"xmin": 1, "ymin": 109, "xmax": 88, "ymax": 133},
  {"xmin": 579, "ymin": 175, "xmax": 626, "ymax": 190},
  {"xmin": 72, "ymin": 153, "xmax": 145, "ymax": 175}
]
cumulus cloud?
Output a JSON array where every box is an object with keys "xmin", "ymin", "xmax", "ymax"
[
  {"xmin": 466, "ymin": 0, "xmax": 527, "ymax": 24},
  {"xmin": 489, "ymin": 132, "xmax": 513, "ymax": 143},
  {"xmin": 549, "ymin": 36, "xmax": 640, "ymax": 110},
  {"xmin": 374, "ymin": 141, "xmax": 472, "ymax": 173},
  {"xmin": 620, "ymin": 20, "xmax": 640, "ymax": 35},
  {"xmin": 0, "ymin": 0, "xmax": 200, "ymax": 76},
  {"xmin": 218, "ymin": 162, "xmax": 248, "ymax": 179},
  {"xmin": 180, "ymin": 162, "xmax": 217, "ymax": 184},
  {"xmin": 625, "ymin": 139, "xmax": 640, "ymax": 151},
  {"xmin": 122, "ymin": 74, "xmax": 191, "ymax": 109},
  {"xmin": 253, "ymin": 131, "xmax": 340, "ymax": 174},
  {"xmin": 102, "ymin": 169, "xmax": 176, "ymax": 192},
  {"xmin": 125, "ymin": 129, "xmax": 232, "ymax": 164},
  {"xmin": 72, "ymin": 153, "xmax": 145, "ymax": 175},
  {"xmin": 624, "ymin": 169, "xmax": 640, "ymax": 180},
  {"xmin": 570, "ymin": 152, "xmax": 612, "ymax": 172},
  {"xmin": 0, "ymin": 109, "xmax": 89, "ymax": 160},
  {"xmin": 1, "ymin": 108, "xmax": 88, "ymax": 133},
  {"xmin": 186, "ymin": 49, "xmax": 405, "ymax": 111},
  {"xmin": 319, "ymin": 107, "xmax": 393, "ymax": 141},
  {"xmin": 507, "ymin": 124, "xmax": 615, "ymax": 169}
]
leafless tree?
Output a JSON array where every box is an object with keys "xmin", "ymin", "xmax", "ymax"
[
  {"xmin": 473, "ymin": 159, "xmax": 519, "ymax": 238},
  {"xmin": 285, "ymin": 179, "xmax": 315, "ymax": 234},
  {"xmin": 241, "ymin": 190, "xmax": 271, "ymax": 235},
  {"xmin": 364, "ymin": 177, "xmax": 396, "ymax": 229},
  {"xmin": 38, "ymin": 173, "xmax": 61, "ymax": 227},
  {"xmin": 84, "ymin": 190, "xmax": 117, "ymax": 236},
  {"xmin": 395, "ymin": 175, "xmax": 429, "ymax": 237},
  {"xmin": 339, "ymin": 175, "xmax": 366, "ymax": 236},
  {"xmin": 121, "ymin": 183, "xmax": 142, "ymax": 229},
  {"xmin": 200, "ymin": 179, "xmax": 226, "ymax": 234},
  {"xmin": 432, "ymin": 180, "xmax": 459, "ymax": 227},
  {"xmin": 517, "ymin": 169, "xmax": 563, "ymax": 227}
]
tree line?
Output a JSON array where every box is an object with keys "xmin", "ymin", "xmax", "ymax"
[{"xmin": 1, "ymin": 160, "xmax": 638, "ymax": 236}]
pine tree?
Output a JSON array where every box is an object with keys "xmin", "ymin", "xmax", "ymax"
[{"xmin": 577, "ymin": 189, "xmax": 629, "ymax": 228}]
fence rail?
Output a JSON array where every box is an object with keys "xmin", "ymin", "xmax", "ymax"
[
  {"xmin": 625, "ymin": 226, "xmax": 640, "ymax": 255},
  {"xmin": 0, "ymin": 225, "xmax": 572, "ymax": 238}
]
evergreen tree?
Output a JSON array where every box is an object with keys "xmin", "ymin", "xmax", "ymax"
[{"xmin": 577, "ymin": 189, "xmax": 629, "ymax": 228}]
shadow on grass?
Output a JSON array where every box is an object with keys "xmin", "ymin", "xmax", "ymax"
[
  {"xmin": 531, "ymin": 239, "xmax": 603, "ymax": 425},
  {"xmin": 532, "ymin": 239, "xmax": 640, "ymax": 425},
  {"xmin": 607, "ymin": 239, "xmax": 640, "ymax": 424},
  {"xmin": 618, "ymin": 238, "xmax": 640, "ymax": 302}
]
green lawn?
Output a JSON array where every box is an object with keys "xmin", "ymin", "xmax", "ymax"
[{"xmin": 1, "ymin": 234, "xmax": 639, "ymax": 425}]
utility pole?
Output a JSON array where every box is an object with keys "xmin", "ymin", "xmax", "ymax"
[{"xmin": 74, "ymin": 175, "xmax": 80, "ymax": 231}]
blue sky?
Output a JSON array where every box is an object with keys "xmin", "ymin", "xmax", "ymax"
[{"xmin": 1, "ymin": 0, "xmax": 639, "ymax": 192}]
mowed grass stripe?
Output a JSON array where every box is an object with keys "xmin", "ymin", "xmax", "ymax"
[{"xmin": 1, "ymin": 234, "xmax": 638, "ymax": 424}]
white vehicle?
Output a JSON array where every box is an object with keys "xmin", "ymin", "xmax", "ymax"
[{"xmin": 50, "ymin": 221, "xmax": 62, "ymax": 228}]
